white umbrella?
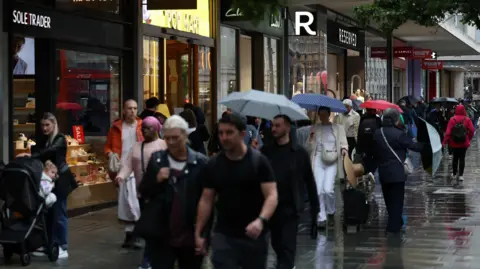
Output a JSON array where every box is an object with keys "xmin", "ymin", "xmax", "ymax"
[{"xmin": 219, "ymin": 90, "xmax": 309, "ymax": 121}]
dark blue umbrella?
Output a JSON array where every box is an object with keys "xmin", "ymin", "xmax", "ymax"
[
  {"xmin": 352, "ymin": 99, "xmax": 362, "ymax": 111},
  {"xmin": 292, "ymin": 93, "xmax": 347, "ymax": 113}
]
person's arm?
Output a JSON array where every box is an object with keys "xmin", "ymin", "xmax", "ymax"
[
  {"xmin": 443, "ymin": 119, "xmax": 454, "ymax": 145},
  {"xmin": 137, "ymin": 152, "xmax": 166, "ymax": 198},
  {"xmin": 300, "ymin": 148, "xmax": 319, "ymax": 218},
  {"xmin": 467, "ymin": 118, "xmax": 475, "ymax": 140},
  {"xmin": 398, "ymin": 132, "xmax": 423, "ymax": 152},
  {"xmin": 104, "ymin": 127, "xmax": 115, "ymax": 156},
  {"xmin": 31, "ymin": 135, "xmax": 66, "ymax": 161},
  {"xmin": 258, "ymin": 156, "xmax": 278, "ymax": 220},
  {"xmin": 195, "ymin": 161, "xmax": 216, "ymax": 238}
]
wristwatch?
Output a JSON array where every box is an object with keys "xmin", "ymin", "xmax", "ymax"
[{"xmin": 258, "ymin": 216, "xmax": 268, "ymax": 225}]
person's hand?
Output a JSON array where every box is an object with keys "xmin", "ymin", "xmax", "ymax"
[
  {"xmin": 245, "ymin": 218, "xmax": 264, "ymax": 239},
  {"xmin": 195, "ymin": 235, "xmax": 207, "ymax": 256},
  {"xmin": 341, "ymin": 148, "xmax": 348, "ymax": 157},
  {"xmin": 156, "ymin": 168, "xmax": 170, "ymax": 183},
  {"xmin": 115, "ymin": 176, "xmax": 124, "ymax": 184}
]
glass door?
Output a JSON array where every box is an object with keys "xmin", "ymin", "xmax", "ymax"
[{"xmin": 166, "ymin": 40, "xmax": 191, "ymax": 113}]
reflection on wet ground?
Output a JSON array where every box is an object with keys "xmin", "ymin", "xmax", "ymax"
[{"xmin": 3, "ymin": 136, "xmax": 480, "ymax": 268}]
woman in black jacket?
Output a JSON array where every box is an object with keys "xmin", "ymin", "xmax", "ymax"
[{"xmin": 30, "ymin": 112, "xmax": 77, "ymax": 259}]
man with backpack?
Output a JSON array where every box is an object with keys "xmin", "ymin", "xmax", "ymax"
[{"xmin": 443, "ymin": 105, "xmax": 475, "ymax": 181}]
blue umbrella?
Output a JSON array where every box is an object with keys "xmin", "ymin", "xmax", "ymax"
[{"xmin": 292, "ymin": 93, "xmax": 347, "ymax": 113}]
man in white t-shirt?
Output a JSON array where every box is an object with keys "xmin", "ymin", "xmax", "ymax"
[{"xmin": 105, "ymin": 99, "xmax": 144, "ymax": 249}]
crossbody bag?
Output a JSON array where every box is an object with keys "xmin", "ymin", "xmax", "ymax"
[{"xmin": 380, "ymin": 128, "xmax": 413, "ymax": 175}]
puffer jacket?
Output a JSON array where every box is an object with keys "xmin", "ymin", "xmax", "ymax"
[{"xmin": 443, "ymin": 105, "xmax": 475, "ymax": 148}]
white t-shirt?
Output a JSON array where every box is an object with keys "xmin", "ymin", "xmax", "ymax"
[{"xmin": 121, "ymin": 121, "xmax": 138, "ymax": 163}]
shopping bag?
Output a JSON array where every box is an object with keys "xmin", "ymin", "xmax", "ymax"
[{"xmin": 118, "ymin": 174, "xmax": 140, "ymax": 222}]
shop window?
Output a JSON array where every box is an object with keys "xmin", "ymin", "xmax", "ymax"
[
  {"xmin": 143, "ymin": 36, "xmax": 160, "ymax": 101},
  {"xmin": 264, "ymin": 36, "xmax": 278, "ymax": 94},
  {"xmin": 13, "ymin": 36, "xmax": 36, "ymax": 154},
  {"xmin": 55, "ymin": 0, "xmax": 120, "ymax": 14},
  {"xmin": 55, "ymin": 49, "xmax": 120, "ymax": 192},
  {"xmin": 219, "ymin": 26, "xmax": 237, "ymax": 119},
  {"xmin": 197, "ymin": 46, "xmax": 212, "ymax": 130},
  {"xmin": 165, "ymin": 40, "xmax": 191, "ymax": 113}
]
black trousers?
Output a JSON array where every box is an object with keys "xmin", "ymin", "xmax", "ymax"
[
  {"xmin": 452, "ymin": 147, "xmax": 468, "ymax": 176},
  {"xmin": 381, "ymin": 181, "xmax": 405, "ymax": 233},
  {"xmin": 211, "ymin": 233, "xmax": 268, "ymax": 269},
  {"xmin": 147, "ymin": 241, "xmax": 203, "ymax": 269},
  {"xmin": 270, "ymin": 208, "xmax": 298, "ymax": 269},
  {"xmin": 347, "ymin": 137, "xmax": 356, "ymax": 158}
]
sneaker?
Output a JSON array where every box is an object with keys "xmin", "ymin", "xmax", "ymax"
[
  {"xmin": 451, "ymin": 174, "xmax": 456, "ymax": 180},
  {"xmin": 458, "ymin": 176, "xmax": 464, "ymax": 181},
  {"xmin": 121, "ymin": 232, "xmax": 134, "ymax": 248},
  {"xmin": 32, "ymin": 247, "xmax": 46, "ymax": 257},
  {"xmin": 58, "ymin": 248, "xmax": 69, "ymax": 259}
]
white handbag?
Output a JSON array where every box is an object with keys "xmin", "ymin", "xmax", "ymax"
[
  {"xmin": 315, "ymin": 127, "xmax": 338, "ymax": 165},
  {"xmin": 118, "ymin": 174, "xmax": 140, "ymax": 222},
  {"xmin": 108, "ymin": 153, "xmax": 121, "ymax": 173},
  {"xmin": 381, "ymin": 128, "xmax": 414, "ymax": 175}
]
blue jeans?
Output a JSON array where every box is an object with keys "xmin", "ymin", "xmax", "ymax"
[{"xmin": 48, "ymin": 199, "xmax": 68, "ymax": 250}]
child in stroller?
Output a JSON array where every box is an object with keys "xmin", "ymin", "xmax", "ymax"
[
  {"xmin": 0, "ymin": 157, "xmax": 59, "ymax": 266},
  {"xmin": 39, "ymin": 160, "xmax": 57, "ymax": 208}
]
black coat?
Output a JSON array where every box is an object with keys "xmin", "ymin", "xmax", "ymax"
[
  {"xmin": 137, "ymin": 148, "xmax": 212, "ymax": 239},
  {"xmin": 261, "ymin": 142, "xmax": 319, "ymax": 218},
  {"xmin": 31, "ymin": 133, "xmax": 77, "ymax": 199},
  {"xmin": 373, "ymin": 122, "xmax": 423, "ymax": 183},
  {"xmin": 357, "ymin": 114, "xmax": 382, "ymax": 156}
]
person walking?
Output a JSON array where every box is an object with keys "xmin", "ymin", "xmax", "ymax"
[
  {"xmin": 443, "ymin": 105, "xmax": 475, "ymax": 181},
  {"xmin": 307, "ymin": 107, "xmax": 348, "ymax": 228},
  {"xmin": 195, "ymin": 113, "xmax": 278, "ymax": 269},
  {"xmin": 139, "ymin": 97, "xmax": 160, "ymax": 119},
  {"xmin": 356, "ymin": 109, "xmax": 382, "ymax": 174},
  {"xmin": 105, "ymin": 99, "xmax": 144, "ymax": 248},
  {"xmin": 137, "ymin": 115, "xmax": 209, "ymax": 269},
  {"xmin": 30, "ymin": 112, "xmax": 78, "ymax": 258},
  {"xmin": 261, "ymin": 114, "xmax": 319, "ymax": 269},
  {"xmin": 116, "ymin": 116, "xmax": 167, "ymax": 269},
  {"xmin": 374, "ymin": 109, "xmax": 423, "ymax": 234},
  {"xmin": 335, "ymin": 99, "xmax": 360, "ymax": 158}
]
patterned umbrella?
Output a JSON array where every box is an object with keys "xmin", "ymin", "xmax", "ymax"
[{"xmin": 291, "ymin": 93, "xmax": 347, "ymax": 113}]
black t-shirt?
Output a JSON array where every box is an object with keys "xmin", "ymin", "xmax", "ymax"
[
  {"xmin": 202, "ymin": 148, "xmax": 275, "ymax": 238},
  {"xmin": 262, "ymin": 143, "xmax": 293, "ymax": 205}
]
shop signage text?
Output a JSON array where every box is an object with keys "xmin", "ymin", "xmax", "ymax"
[
  {"xmin": 422, "ymin": 60, "xmax": 443, "ymax": 70},
  {"xmin": 294, "ymin": 11, "xmax": 316, "ymax": 36},
  {"xmin": 12, "ymin": 10, "xmax": 51, "ymax": 29},
  {"xmin": 338, "ymin": 28, "xmax": 356, "ymax": 47},
  {"xmin": 327, "ymin": 20, "xmax": 363, "ymax": 51},
  {"xmin": 371, "ymin": 47, "xmax": 434, "ymax": 59},
  {"xmin": 164, "ymin": 10, "xmax": 200, "ymax": 34},
  {"xmin": 225, "ymin": 8, "xmax": 243, "ymax": 18}
]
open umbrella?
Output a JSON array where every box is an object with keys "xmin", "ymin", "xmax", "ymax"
[
  {"xmin": 219, "ymin": 89, "xmax": 309, "ymax": 121},
  {"xmin": 430, "ymin": 97, "xmax": 459, "ymax": 104},
  {"xmin": 400, "ymin": 95, "xmax": 420, "ymax": 105},
  {"xmin": 351, "ymin": 99, "xmax": 362, "ymax": 111},
  {"xmin": 291, "ymin": 93, "xmax": 347, "ymax": 113},
  {"xmin": 416, "ymin": 117, "xmax": 442, "ymax": 175},
  {"xmin": 56, "ymin": 102, "xmax": 83, "ymax": 111},
  {"xmin": 360, "ymin": 100, "xmax": 403, "ymax": 113}
]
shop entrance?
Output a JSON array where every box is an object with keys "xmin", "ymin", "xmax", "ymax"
[{"xmin": 166, "ymin": 40, "xmax": 192, "ymax": 113}]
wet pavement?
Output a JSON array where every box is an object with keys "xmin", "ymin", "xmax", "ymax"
[{"xmin": 3, "ymin": 135, "xmax": 480, "ymax": 268}]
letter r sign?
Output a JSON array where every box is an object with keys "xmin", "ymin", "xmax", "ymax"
[{"xmin": 294, "ymin": 11, "xmax": 317, "ymax": 36}]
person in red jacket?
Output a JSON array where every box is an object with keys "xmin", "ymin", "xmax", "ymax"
[{"xmin": 443, "ymin": 105, "xmax": 475, "ymax": 181}]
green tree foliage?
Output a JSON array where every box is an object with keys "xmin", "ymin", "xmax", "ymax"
[
  {"xmin": 230, "ymin": 0, "xmax": 280, "ymax": 22},
  {"xmin": 353, "ymin": 0, "xmax": 480, "ymax": 35}
]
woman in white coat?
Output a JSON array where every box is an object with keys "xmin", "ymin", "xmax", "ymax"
[{"xmin": 306, "ymin": 107, "xmax": 348, "ymax": 228}]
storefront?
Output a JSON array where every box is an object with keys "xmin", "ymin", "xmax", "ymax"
[
  {"xmin": 4, "ymin": 0, "xmax": 137, "ymax": 211},
  {"xmin": 326, "ymin": 20, "xmax": 365, "ymax": 99},
  {"xmin": 142, "ymin": 0, "xmax": 217, "ymax": 129},
  {"xmin": 219, "ymin": 0, "xmax": 284, "ymax": 117}
]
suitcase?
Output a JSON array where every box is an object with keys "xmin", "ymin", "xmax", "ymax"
[{"xmin": 343, "ymin": 188, "xmax": 370, "ymax": 231}]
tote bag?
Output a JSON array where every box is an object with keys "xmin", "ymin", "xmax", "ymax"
[{"xmin": 118, "ymin": 174, "xmax": 140, "ymax": 222}]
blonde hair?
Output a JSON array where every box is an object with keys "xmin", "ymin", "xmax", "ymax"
[
  {"xmin": 41, "ymin": 112, "xmax": 59, "ymax": 144},
  {"xmin": 44, "ymin": 160, "xmax": 57, "ymax": 171}
]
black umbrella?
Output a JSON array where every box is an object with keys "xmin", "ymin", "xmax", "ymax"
[
  {"xmin": 416, "ymin": 118, "xmax": 443, "ymax": 175},
  {"xmin": 430, "ymin": 97, "xmax": 458, "ymax": 104},
  {"xmin": 351, "ymin": 99, "xmax": 362, "ymax": 111},
  {"xmin": 400, "ymin": 95, "xmax": 420, "ymax": 105}
]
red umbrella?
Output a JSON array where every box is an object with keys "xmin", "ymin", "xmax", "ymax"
[
  {"xmin": 360, "ymin": 100, "xmax": 403, "ymax": 113},
  {"xmin": 56, "ymin": 102, "xmax": 83, "ymax": 111}
]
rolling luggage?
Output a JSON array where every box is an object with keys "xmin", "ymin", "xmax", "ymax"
[{"xmin": 343, "ymin": 188, "xmax": 369, "ymax": 231}]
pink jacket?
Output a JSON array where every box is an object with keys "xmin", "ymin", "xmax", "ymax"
[
  {"xmin": 443, "ymin": 105, "xmax": 475, "ymax": 148},
  {"xmin": 117, "ymin": 139, "xmax": 167, "ymax": 186}
]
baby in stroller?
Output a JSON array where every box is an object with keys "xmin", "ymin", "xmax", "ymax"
[
  {"xmin": 0, "ymin": 157, "xmax": 60, "ymax": 266},
  {"xmin": 39, "ymin": 160, "xmax": 57, "ymax": 208}
]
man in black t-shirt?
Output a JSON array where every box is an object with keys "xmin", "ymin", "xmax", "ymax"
[{"xmin": 195, "ymin": 113, "xmax": 278, "ymax": 269}]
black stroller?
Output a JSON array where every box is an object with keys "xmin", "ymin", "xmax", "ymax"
[{"xmin": 0, "ymin": 157, "xmax": 59, "ymax": 266}]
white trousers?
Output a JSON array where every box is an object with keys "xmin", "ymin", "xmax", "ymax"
[{"xmin": 313, "ymin": 154, "xmax": 337, "ymax": 222}]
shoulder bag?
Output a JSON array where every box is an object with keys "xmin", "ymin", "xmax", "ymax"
[
  {"xmin": 316, "ymin": 125, "xmax": 338, "ymax": 165},
  {"xmin": 380, "ymin": 128, "xmax": 413, "ymax": 175}
]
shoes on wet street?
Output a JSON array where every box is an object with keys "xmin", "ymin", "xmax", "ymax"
[
  {"xmin": 458, "ymin": 176, "xmax": 464, "ymax": 181},
  {"xmin": 32, "ymin": 247, "xmax": 46, "ymax": 257},
  {"xmin": 58, "ymin": 248, "xmax": 69, "ymax": 259}
]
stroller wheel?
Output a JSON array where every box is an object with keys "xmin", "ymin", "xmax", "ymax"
[
  {"xmin": 48, "ymin": 244, "xmax": 59, "ymax": 262},
  {"xmin": 20, "ymin": 252, "xmax": 31, "ymax": 266}
]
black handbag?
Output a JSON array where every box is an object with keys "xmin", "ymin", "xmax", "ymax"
[{"xmin": 53, "ymin": 167, "xmax": 78, "ymax": 200}]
